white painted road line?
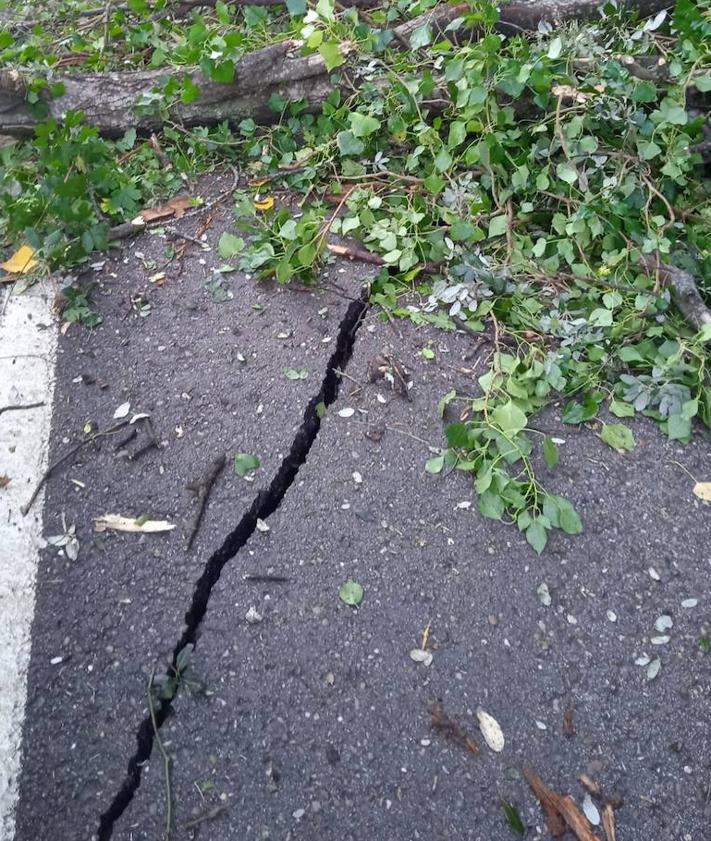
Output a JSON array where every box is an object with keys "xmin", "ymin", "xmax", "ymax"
[{"xmin": 0, "ymin": 282, "xmax": 57, "ymax": 841}]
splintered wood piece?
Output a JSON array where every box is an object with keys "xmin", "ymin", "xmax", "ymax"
[
  {"xmin": 563, "ymin": 704, "xmax": 575, "ymax": 737},
  {"xmin": 579, "ymin": 774, "xmax": 601, "ymax": 797},
  {"xmin": 601, "ymin": 804, "xmax": 616, "ymax": 841},
  {"xmin": 428, "ymin": 703, "xmax": 479, "ymax": 755},
  {"xmin": 523, "ymin": 768, "xmax": 602, "ymax": 841}
]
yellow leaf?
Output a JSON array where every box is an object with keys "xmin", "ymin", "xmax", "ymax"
[
  {"xmin": 1, "ymin": 245, "xmax": 38, "ymax": 276},
  {"xmin": 254, "ymin": 196, "xmax": 275, "ymax": 212},
  {"xmin": 693, "ymin": 482, "xmax": 711, "ymax": 501}
]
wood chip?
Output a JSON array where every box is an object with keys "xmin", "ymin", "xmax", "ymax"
[
  {"xmin": 523, "ymin": 767, "xmax": 602, "ymax": 841},
  {"xmin": 601, "ymin": 803, "xmax": 616, "ymax": 841},
  {"xmin": 94, "ymin": 515, "xmax": 176, "ymax": 533}
]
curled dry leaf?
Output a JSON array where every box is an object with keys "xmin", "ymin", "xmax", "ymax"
[
  {"xmin": 428, "ymin": 702, "xmax": 479, "ymax": 755},
  {"xmin": 1, "ymin": 244, "xmax": 38, "ymax": 276},
  {"xmin": 410, "ymin": 648, "xmax": 433, "ymax": 666},
  {"xmin": 477, "ymin": 707, "xmax": 504, "ymax": 752},
  {"xmin": 693, "ymin": 482, "xmax": 711, "ymax": 501},
  {"xmin": 94, "ymin": 515, "xmax": 176, "ymax": 533}
]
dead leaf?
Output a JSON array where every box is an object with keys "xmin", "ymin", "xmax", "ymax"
[
  {"xmin": 476, "ymin": 707, "xmax": 505, "ymax": 752},
  {"xmin": 693, "ymin": 481, "xmax": 711, "ymax": 501},
  {"xmin": 428, "ymin": 703, "xmax": 479, "ymax": 754},
  {"xmin": 563, "ymin": 703, "xmax": 575, "ymax": 737},
  {"xmin": 1, "ymin": 244, "xmax": 38, "ymax": 276},
  {"xmin": 254, "ymin": 196, "xmax": 275, "ymax": 212},
  {"xmin": 135, "ymin": 195, "xmax": 194, "ymax": 223},
  {"xmin": 0, "ymin": 475, "xmax": 10, "ymax": 489},
  {"xmin": 94, "ymin": 515, "xmax": 176, "ymax": 533}
]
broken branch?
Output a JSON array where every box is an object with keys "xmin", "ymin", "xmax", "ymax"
[{"xmin": 640, "ymin": 252, "xmax": 711, "ymax": 336}]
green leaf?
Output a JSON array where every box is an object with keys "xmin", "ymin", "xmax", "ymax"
[
  {"xmin": 339, "ymin": 579, "xmax": 363, "ymax": 606},
  {"xmin": 421, "ymin": 347, "xmax": 435, "ymax": 359},
  {"xmin": 658, "ymin": 98, "xmax": 688, "ymax": 125},
  {"xmin": 447, "ymin": 121, "xmax": 466, "ymax": 147},
  {"xmin": 284, "ymin": 368, "xmax": 308, "ymax": 380},
  {"xmin": 556, "ymin": 162, "xmax": 578, "ymax": 186},
  {"xmin": 557, "ymin": 499, "xmax": 583, "ymax": 535},
  {"xmin": 234, "ymin": 452, "xmax": 260, "ymax": 476},
  {"xmin": 667, "ymin": 413, "xmax": 691, "ymax": 440},
  {"xmin": 491, "ymin": 400, "xmax": 527, "ymax": 435},
  {"xmin": 694, "ymin": 73, "xmax": 711, "ymax": 92},
  {"xmin": 547, "ymin": 36, "xmax": 562, "ymax": 59},
  {"xmin": 638, "ymin": 140, "xmax": 662, "ymax": 160},
  {"xmin": 336, "ymin": 130, "xmax": 364, "ymax": 156},
  {"xmin": 409, "ymin": 24, "xmax": 432, "ymax": 49},
  {"xmin": 488, "ymin": 215, "xmax": 508, "ymax": 238},
  {"xmin": 319, "ymin": 41, "xmax": 344, "ymax": 72},
  {"xmin": 433, "ymin": 146, "xmax": 453, "ymax": 172},
  {"xmin": 589, "ymin": 307, "xmax": 613, "ymax": 327},
  {"xmin": 610, "ymin": 399, "xmax": 635, "ymax": 418},
  {"xmin": 600, "ymin": 423, "xmax": 636, "ymax": 452},
  {"xmin": 501, "ymin": 800, "xmax": 525, "ymax": 836},
  {"xmin": 438, "ymin": 389, "xmax": 456, "ymax": 417},
  {"xmin": 286, "ymin": 0, "xmax": 306, "ymax": 14},
  {"xmin": 479, "ymin": 489, "xmax": 505, "ymax": 520},
  {"xmin": 349, "ymin": 112, "xmax": 381, "ymax": 138},
  {"xmin": 315, "ymin": 0, "xmax": 335, "ymax": 20},
  {"xmin": 542, "ymin": 436, "xmax": 559, "ymax": 468},
  {"xmin": 218, "ymin": 232, "xmax": 245, "ymax": 259},
  {"xmin": 211, "ymin": 61, "xmax": 235, "ymax": 83},
  {"xmin": 425, "ymin": 454, "xmax": 445, "ymax": 474},
  {"xmin": 526, "ymin": 520, "xmax": 548, "ymax": 554}
]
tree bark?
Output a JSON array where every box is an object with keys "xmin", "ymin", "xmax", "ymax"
[{"xmin": 0, "ymin": 0, "xmax": 672, "ymax": 137}]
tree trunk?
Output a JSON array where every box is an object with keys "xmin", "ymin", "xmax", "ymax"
[{"xmin": 0, "ymin": 0, "xmax": 673, "ymax": 137}]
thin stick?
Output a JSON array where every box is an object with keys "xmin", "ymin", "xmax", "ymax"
[
  {"xmin": 147, "ymin": 673, "xmax": 173, "ymax": 841},
  {"xmin": 21, "ymin": 420, "xmax": 129, "ymax": 515},
  {"xmin": 185, "ymin": 454, "xmax": 226, "ymax": 549},
  {"xmin": 243, "ymin": 573, "xmax": 290, "ymax": 583},
  {"xmin": 0, "ymin": 401, "xmax": 44, "ymax": 416}
]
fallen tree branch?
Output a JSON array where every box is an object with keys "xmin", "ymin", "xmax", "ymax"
[
  {"xmin": 640, "ymin": 253, "xmax": 711, "ymax": 336},
  {"xmin": 0, "ymin": 0, "xmax": 672, "ymax": 136}
]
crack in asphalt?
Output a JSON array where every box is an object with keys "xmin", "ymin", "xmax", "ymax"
[{"xmin": 96, "ymin": 291, "xmax": 369, "ymax": 840}]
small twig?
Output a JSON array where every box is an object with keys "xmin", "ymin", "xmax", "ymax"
[
  {"xmin": 147, "ymin": 673, "xmax": 173, "ymax": 841},
  {"xmin": 183, "ymin": 804, "xmax": 227, "ymax": 830},
  {"xmin": 505, "ymin": 198, "xmax": 514, "ymax": 260},
  {"xmin": 185, "ymin": 454, "xmax": 226, "ymax": 549},
  {"xmin": 0, "ymin": 401, "xmax": 44, "ymax": 416},
  {"xmin": 243, "ymin": 573, "xmax": 290, "ymax": 583},
  {"xmin": 317, "ymin": 186, "xmax": 355, "ymax": 250},
  {"xmin": 150, "ymin": 132, "xmax": 171, "ymax": 169},
  {"xmin": 21, "ymin": 420, "xmax": 129, "ymax": 515}
]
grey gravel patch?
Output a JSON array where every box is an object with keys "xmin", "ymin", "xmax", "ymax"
[
  {"xmin": 14, "ymin": 194, "xmax": 371, "ymax": 841},
  {"xmin": 117, "ymin": 312, "xmax": 711, "ymax": 841}
]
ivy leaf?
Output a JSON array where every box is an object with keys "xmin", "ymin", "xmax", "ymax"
[
  {"xmin": 349, "ymin": 112, "xmax": 381, "ymax": 138},
  {"xmin": 488, "ymin": 215, "xmax": 508, "ymax": 238},
  {"xmin": 425, "ymin": 454, "xmax": 445, "ymax": 474},
  {"xmin": 218, "ymin": 232, "xmax": 245, "ymax": 259},
  {"xmin": 556, "ymin": 162, "xmax": 578, "ymax": 186},
  {"xmin": 409, "ymin": 24, "xmax": 432, "ymax": 49},
  {"xmin": 547, "ymin": 36, "xmax": 562, "ymax": 59},
  {"xmin": 234, "ymin": 452, "xmax": 260, "ymax": 476},
  {"xmin": 339, "ymin": 579, "xmax": 363, "ymax": 606},
  {"xmin": 694, "ymin": 73, "xmax": 711, "ymax": 92},
  {"xmin": 319, "ymin": 41, "xmax": 344, "ymax": 72},
  {"xmin": 337, "ymin": 131, "xmax": 364, "ymax": 156},
  {"xmin": 638, "ymin": 140, "xmax": 662, "ymax": 160},
  {"xmin": 600, "ymin": 423, "xmax": 636, "ymax": 452}
]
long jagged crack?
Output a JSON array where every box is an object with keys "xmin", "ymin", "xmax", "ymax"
[{"xmin": 96, "ymin": 290, "xmax": 369, "ymax": 840}]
